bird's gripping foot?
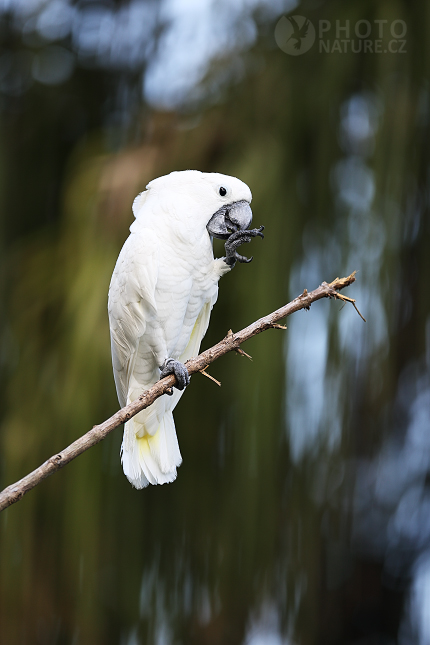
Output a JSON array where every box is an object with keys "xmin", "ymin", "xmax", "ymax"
[
  {"xmin": 224, "ymin": 226, "xmax": 264, "ymax": 267},
  {"xmin": 160, "ymin": 358, "xmax": 190, "ymax": 395}
]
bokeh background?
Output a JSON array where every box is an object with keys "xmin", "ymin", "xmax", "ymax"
[{"xmin": 1, "ymin": 0, "xmax": 430, "ymax": 643}]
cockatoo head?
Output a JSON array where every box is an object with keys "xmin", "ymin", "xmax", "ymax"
[
  {"xmin": 131, "ymin": 170, "xmax": 252, "ymax": 241},
  {"xmin": 202, "ymin": 172, "xmax": 253, "ymax": 240}
]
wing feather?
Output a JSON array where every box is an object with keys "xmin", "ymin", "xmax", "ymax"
[
  {"xmin": 108, "ymin": 230, "xmax": 159, "ymax": 407},
  {"xmin": 179, "ymin": 296, "xmax": 217, "ymax": 365}
]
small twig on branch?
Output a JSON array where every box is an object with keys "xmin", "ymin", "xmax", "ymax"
[
  {"xmin": 0, "ymin": 271, "xmax": 361, "ymax": 512},
  {"xmin": 326, "ymin": 275, "xmax": 366, "ymax": 322},
  {"xmin": 200, "ymin": 366, "xmax": 221, "ymax": 387},
  {"xmin": 235, "ymin": 347, "xmax": 253, "ymax": 360},
  {"xmin": 227, "ymin": 328, "xmax": 253, "ymax": 360}
]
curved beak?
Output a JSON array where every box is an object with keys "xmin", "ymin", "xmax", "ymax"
[{"xmin": 206, "ymin": 200, "xmax": 252, "ymax": 240}]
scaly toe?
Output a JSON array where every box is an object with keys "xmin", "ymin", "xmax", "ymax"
[{"xmin": 160, "ymin": 358, "xmax": 190, "ymax": 391}]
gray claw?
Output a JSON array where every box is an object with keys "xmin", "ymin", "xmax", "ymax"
[
  {"xmin": 224, "ymin": 225, "xmax": 264, "ymax": 267},
  {"xmin": 160, "ymin": 358, "xmax": 190, "ymax": 392}
]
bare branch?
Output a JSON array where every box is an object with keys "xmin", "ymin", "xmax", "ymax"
[{"xmin": 0, "ymin": 271, "xmax": 360, "ymax": 512}]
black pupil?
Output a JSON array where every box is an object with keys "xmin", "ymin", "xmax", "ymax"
[{"xmin": 219, "ymin": 187, "xmax": 227, "ymax": 196}]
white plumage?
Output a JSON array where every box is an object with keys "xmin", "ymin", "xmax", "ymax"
[{"xmin": 108, "ymin": 170, "xmax": 252, "ymax": 488}]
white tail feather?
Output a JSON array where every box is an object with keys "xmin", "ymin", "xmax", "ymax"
[{"xmin": 121, "ymin": 411, "xmax": 182, "ymax": 489}]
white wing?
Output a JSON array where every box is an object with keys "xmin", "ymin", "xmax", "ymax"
[
  {"xmin": 179, "ymin": 300, "xmax": 214, "ymax": 364},
  {"xmin": 108, "ymin": 230, "xmax": 159, "ymax": 407}
]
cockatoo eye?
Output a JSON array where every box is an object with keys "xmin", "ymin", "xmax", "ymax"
[{"xmin": 219, "ymin": 186, "xmax": 227, "ymax": 197}]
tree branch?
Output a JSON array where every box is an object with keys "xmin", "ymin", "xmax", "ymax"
[{"xmin": 0, "ymin": 272, "xmax": 361, "ymax": 512}]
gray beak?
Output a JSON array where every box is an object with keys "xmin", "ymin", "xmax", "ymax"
[{"xmin": 206, "ymin": 200, "xmax": 252, "ymax": 240}]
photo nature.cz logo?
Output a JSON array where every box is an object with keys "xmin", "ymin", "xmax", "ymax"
[{"xmin": 275, "ymin": 15, "xmax": 407, "ymax": 55}]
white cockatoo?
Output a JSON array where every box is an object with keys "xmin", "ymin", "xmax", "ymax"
[{"xmin": 108, "ymin": 170, "xmax": 263, "ymax": 488}]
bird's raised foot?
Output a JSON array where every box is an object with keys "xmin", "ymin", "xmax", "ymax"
[
  {"xmin": 160, "ymin": 358, "xmax": 190, "ymax": 394},
  {"xmin": 224, "ymin": 226, "xmax": 264, "ymax": 267}
]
